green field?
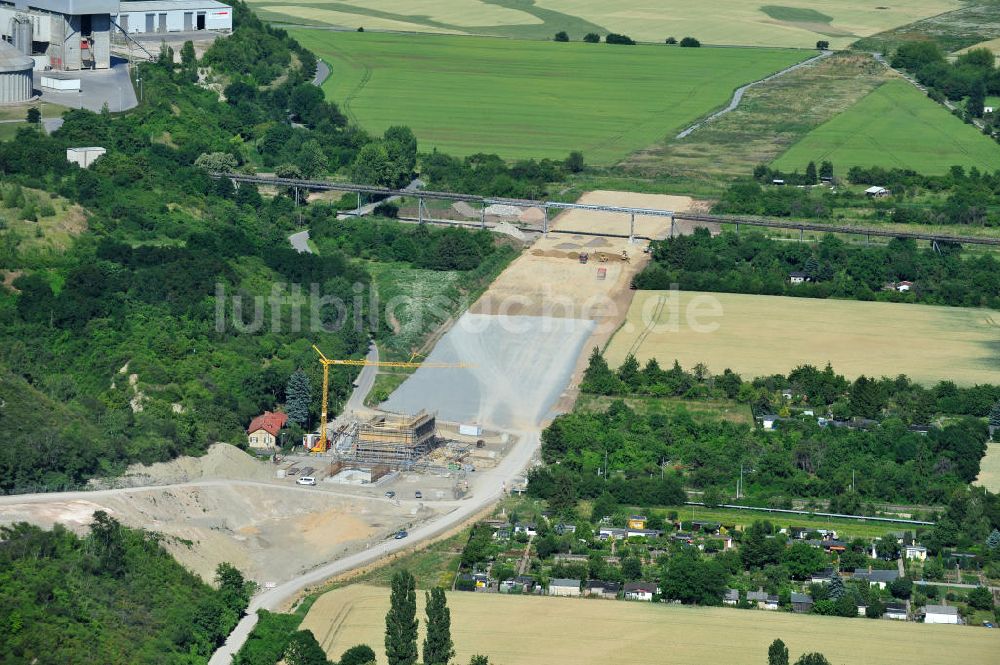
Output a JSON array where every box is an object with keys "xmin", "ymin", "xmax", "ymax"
[
  {"xmin": 289, "ymin": 31, "xmax": 809, "ymax": 163},
  {"xmin": 258, "ymin": 0, "xmax": 957, "ymax": 49},
  {"xmin": 772, "ymin": 79, "xmax": 1000, "ymax": 174}
]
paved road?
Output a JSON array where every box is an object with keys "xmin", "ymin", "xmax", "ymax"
[
  {"xmin": 337, "ymin": 178, "xmax": 424, "ymax": 219},
  {"xmin": 34, "ymin": 57, "xmax": 137, "ymax": 113},
  {"xmin": 314, "ymin": 59, "xmax": 331, "ymax": 87},
  {"xmin": 208, "ymin": 427, "xmax": 540, "ymax": 664},
  {"xmin": 289, "ymin": 230, "xmax": 312, "ymax": 253},
  {"xmin": 345, "ymin": 342, "xmax": 379, "ymax": 415},
  {"xmin": 676, "ymin": 50, "xmax": 832, "ymax": 139},
  {"xmin": 916, "ymin": 580, "xmax": 1000, "ymax": 592}
]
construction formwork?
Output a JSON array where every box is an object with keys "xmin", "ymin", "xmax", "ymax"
[{"xmin": 350, "ymin": 411, "xmax": 438, "ymax": 467}]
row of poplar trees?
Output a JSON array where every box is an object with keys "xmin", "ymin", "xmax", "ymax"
[{"xmin": 386, "ymin": 570, "xmax": 490, "ymax": 665}]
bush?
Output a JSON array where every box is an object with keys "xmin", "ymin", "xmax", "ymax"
[
  {"xmin": 665, "ymin": 37, "xmax": 677, "ymax": 45},
  {"xmin": 564, "ymin": 151, "xmax": 584, "ymax": 173},
  {"xmin": 373, "ymin": 201, "xmax": 399, "ymax": 218},
  {"xmin": 680, "ymin": 37, "xmax": 701, "ymax": 48},
  {"xmin": 816, "ymin": 40, "xmax": 830, "ymax": 50},
  {"xmin": 606, "ymin": 33, "xmax": 636, "ymax": 45},
  {"xmin": 583, "ymin": 32, "xmax": 600, "ymax": 43},
  {"xmin": 554, "ymin": 31, "xmax": 569, "ymax": 42}
]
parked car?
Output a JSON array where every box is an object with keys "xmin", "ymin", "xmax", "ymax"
[
  {"xmin": 394, "ymin": 530, "xmax": 408, "ymax": 539},
  {"xmin": 414, "ymin": 490, "xmax": 423, "ymax": 499},
  {"xmin": 385, "ymin": 490, "xmax": 396, "ymax": 499},
  {"xmin": 296, "ymin": 476, "xmax": 316, "ymax": 486}
]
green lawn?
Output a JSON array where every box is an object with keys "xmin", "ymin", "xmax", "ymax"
[
  {"xmin": 290, "ymin": 31, "xmax": 810, "ymax": 163},
  {"xmin": 773, "ymin": 79, "xmax": 1000, "ymax": 174}
]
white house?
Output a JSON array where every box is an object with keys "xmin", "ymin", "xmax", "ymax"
[
  {"xmin": 905, "ymin": 544, "xmax": 927, "ymax": 561},
  {"xmin": 762, "ymin": 415, "xmax": 778, "ymax": 431},
  {"xmin": 924, "ymin": 604, "xmax": 959, "ymax": 624},
  {"xmin": 884, "ymin": 603, "xmax": 908, "ymax": 620},
  {"xmin": 623, "ymin": 582, "xmax": 657, "ymax": 601},
  {"xmin": 896, "ymin": 280, "xmax": 914, "ymax": 292},
  {"xmin": 788, "ymin": 271, "xmax": 808, "ymax": 285}
]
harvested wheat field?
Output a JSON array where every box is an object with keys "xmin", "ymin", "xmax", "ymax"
[
  {"xmin": 975, "ymin": 442, "xmax": 1000, "ymax": 493},
  {"xmin": 605, "ymin": 291, "xmax": 1000, "ymax": 386},
  {"xmin": 301, "ymin": 585, "xmax": 996, "ymax": 665}
]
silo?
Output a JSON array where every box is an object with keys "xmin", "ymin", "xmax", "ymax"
[
  {"xmin": 11, "ymin": 15, "xmax": 33, "ymax": 56},
  {"xmin": 0, "ymin": 40, "xmax": 33, "ymax": 105}
]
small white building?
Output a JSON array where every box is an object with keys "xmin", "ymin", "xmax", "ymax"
[
  {"xmin": 865, "ymin": 185, "xmax": 890, "ymax": 198},
  {"xmin": 924, "ymin": 604, "xmax": 959, "ymax": 625},
  {"xmin": 548, "ymin": 579, "xmax": 581, "ymax": 597},
  {"xmin": 904, "ymin": 544, "xmax": 927, "ymax": 561},
  {"xmin": 66, "ymin": 146, "xmax": 106, "ymax": 168},
  {"xmin": 114, "ymin": 0, "xmax": 232, "ymax": 34}
]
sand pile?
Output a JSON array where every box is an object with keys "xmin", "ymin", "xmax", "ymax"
[
  {"xmin": 484, "ymin": 204, "xmax": 521, "ymax": 218},
  {"xmin": 491, "ymin": 221, "xmax": 527, "ymax": 241},
  {"xmin": 519, "ymin": 207, "xmax": 545, "ymax": 224},
  {"xmin": 452, "ymin": 201, "xmax": 478, "ymax": 217},
  {"xmin": 108, "ymin": 443, "xmax": 272, "ymax": 487}
]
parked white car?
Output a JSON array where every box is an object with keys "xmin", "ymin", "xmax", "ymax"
[{"xmin": 296, "ymin": 476, "xmax": 316, "ymax": 486}]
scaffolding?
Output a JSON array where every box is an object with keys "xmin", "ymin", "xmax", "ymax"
[{"xmin": 349, "ymin": 411, "xmax": 439, "ymax": 467}]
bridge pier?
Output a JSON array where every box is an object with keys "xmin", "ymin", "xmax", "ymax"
[
  {"xmin": 542, "ymin": 206, "xmax": 548, "ymax": 235},
  {"xmin": 670, "ymin": 216, "xmax": 675, "ymax": 238},
  {"xmin": 480, "ymin": 203, "xmax": 486, "ymax": 229},
  {"xmin": 629, "ymin": 212, "xmax": 635, "ymax": 244}
]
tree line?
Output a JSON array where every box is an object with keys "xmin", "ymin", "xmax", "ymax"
[
  {"xmin": 633, "ymin": 228, "xmax": 1000, "ymax": 308},
  {"xmin": 0, "ymin": 515, "xmax": 252, "ymax": 664},
  {"xmin": 725, "ymin": 161, "xmax": 1000, "ymax": 229}
]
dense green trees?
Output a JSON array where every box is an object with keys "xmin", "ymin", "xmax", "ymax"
[
  {"xmin": 680, "ymin": 37, "xmax": 701, "ymax": 47},
  {"xmin": 285, "ymin": 631, "xmax": 331, "ymax": 665},
  {"xmin": 537, "ymin": 360, "xmax": 994, "ymax": 506},
  {"xmin": 0, "ymin": 516, "xmax": 249, "ymax": 663},
  {"xmin": 769, "ymin": 639, "xmax": 789, "ymax": 665},
  {"xmin": 340, "ymin": 644, "xmax": 378, "ymax": 665},
  {"xmin": 423, "ymin": 588, "xmax": 454, "ymax": 665},
  {"xmin": 386, "ymin": 570, "xmax": 419, "ymax": 665},
  {"xmin": 660, "ymin": 548, "xmax": 728, "ymax": 604},
  {"xmin": 635, "ymin": 228, "xmax": 1000, "ymax": 309}
]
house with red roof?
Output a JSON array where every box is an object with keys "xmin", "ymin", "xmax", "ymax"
[{"xmin": 247, "ymin": 410, "xmax": 287, "ymax": 450}]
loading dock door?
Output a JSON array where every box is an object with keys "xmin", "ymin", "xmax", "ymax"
[
  {"xmin": 157, "ymin": 13, "xmax": 166, "ymax": 33},
  {"xmin": 145, "ymin": 13, "xmax": 154, "ymax": 32},
  {"xmin": 197, "ymin": 12, "xmax": 205, "ymax": 30},
  {"xmin": 184, "ymin": 12, "xmax": 193, "ymax": 30}
]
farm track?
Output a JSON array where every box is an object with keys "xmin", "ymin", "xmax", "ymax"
[{"xmin": 676, "ymin": 49, "xmax": 832, "ymax": 139}]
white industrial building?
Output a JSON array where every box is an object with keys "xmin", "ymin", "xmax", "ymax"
[
  {"xmin": 0, "ymin": 0, "xmax": 115, "ymax": 70},
  {"xmin": 113, "ymin": 0, "xmax": 231, "ymax": 35}
]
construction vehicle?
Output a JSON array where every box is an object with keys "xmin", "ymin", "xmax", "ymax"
[
  {"xmin": 311, "ymin": 344, "xmax": 468, "ymax": 453},
  {"xmin": 579, "ymin": 252, "xmax": 589, "ymax": 264}
]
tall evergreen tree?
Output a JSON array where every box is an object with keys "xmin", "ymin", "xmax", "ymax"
[
  {"xmin": 828, "ymin": 572, "xmax": 845, "ymax": 600},
  {"xmin": 818, "ymin": 161, "xmax": 833, "ymax": 180},
  {"xmin": 768, "ymin": 639, "xmax": 789, "ymax": 665},
  {"xmin": 422, "ymin": 587, "xmax": 454, "ymax": 665},
  {"xmin": 285, "ymin": 369, "xmax": 312, "ymax": 427},
  {"xmin": 385, "ymin": 570, "xmax": 418, "ymax": 665},
  {"xmin": 805, "ymin": 161, "xmax": 818, "ymax": 185},
  {"xmin": 988, "ymin": 400, "xmax": 1000, "ymax": 431}
]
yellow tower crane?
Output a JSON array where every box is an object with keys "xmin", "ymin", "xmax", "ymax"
[{"xmin": 311, "ymin": 344, "xmax": 469, "ymax": 453}]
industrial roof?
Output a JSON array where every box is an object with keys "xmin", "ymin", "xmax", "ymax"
[
  {"xmin": 0, "ymin": 40, "xmax": 32, "ymax": 73},
  {"xmin": 115, "ymin": 0, "xmax": 231, "ymax": 11},
  {"xmin": 16, "ymin": 0, "xmax": 119, "ymax": 14}
]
